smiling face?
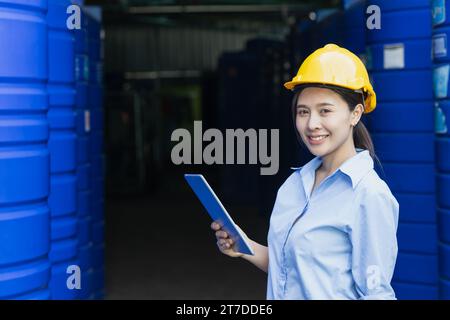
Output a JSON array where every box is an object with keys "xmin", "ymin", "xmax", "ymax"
[{"xmin": 295, "ymin": 86, "xmax": 362, "ymax": 158}]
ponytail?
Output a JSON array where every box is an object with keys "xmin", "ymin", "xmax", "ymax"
[{"xmin": 353, "ymin": 119, "xmax": 383, "ymax": 172}]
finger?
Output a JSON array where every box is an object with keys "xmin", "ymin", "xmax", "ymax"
[
  {"xmin": 218, "ymin": 239, "xmax": 231, "ymax": 250},
  {"xmin": 215, "ymin": 230, "xmax": 228, "ymax": 239},
  {"xmin": 217, "ymin": 240, "xmax": 227, "ymax": 251},
  {"xmin": 211, "ymin": 222, "xmax": 220, "ymax": 230}
]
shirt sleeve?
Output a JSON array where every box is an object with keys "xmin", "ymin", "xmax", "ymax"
[{"xmin": 349, "ymin": 190, "xmax": 399, "ymax": 300}]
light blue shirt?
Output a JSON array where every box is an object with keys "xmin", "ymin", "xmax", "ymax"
[{"xmin": 267, "ymin": 149, "xmax": 399, "ymax": 300}]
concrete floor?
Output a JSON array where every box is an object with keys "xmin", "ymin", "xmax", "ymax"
[{"xmin": 104, "ymin": 171, "xmax": 270, "ymax": 299}]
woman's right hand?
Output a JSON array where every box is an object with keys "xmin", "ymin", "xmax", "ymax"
[{"xmin": 211, "ymin": 221, "xmax": 244, "ymax": 258}]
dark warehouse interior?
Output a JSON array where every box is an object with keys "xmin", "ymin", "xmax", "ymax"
[{"xmin": 93, "ymin": 0, "xmax": 336, "ymax": 299}]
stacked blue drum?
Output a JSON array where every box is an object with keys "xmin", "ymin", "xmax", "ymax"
[
  {"xmin": 308, "ymin": 9, "xmax": 344, "ymax": 51},
  {"xmin": 75, "ymin": 7, "xmax": 94, "ymax": 299},
  {"xmin": 47, "ymin": 0, "xmax": 79, "ymax": 299},
  {"xmin": 367, "ymin": 0, "xmax": 437, "ymax": 299},
  {"xmin": 343, "ymin": 1, "xmax": 371, "ymax": 130},
  {"xmin": 0, "ymin": 0, "xmax": 51, "ymax": 299},
  {"xmin": 343, "ymin": 0, "xmax": 366, "ymax": 58},
  {"xmin": 87, "ymin": 13, "xmax": 105, "ymax": 299},
  {"xmin": 431, "ymin": 0, "xmax": 450, "ymax": 300},
  {"xmin": 314, "ymin": 9, "xmax": 344, "ymax": 49}
]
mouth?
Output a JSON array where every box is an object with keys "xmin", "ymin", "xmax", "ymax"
[{"xmin": 306, "ymin": 134, "xmax": 329, "ymax": 145}]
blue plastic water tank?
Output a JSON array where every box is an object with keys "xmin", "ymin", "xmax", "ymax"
[
  {"xmin": 370, "ymin": 0, "xmax": 431, "ymax": 11},
  {"xmin": 371, "ymin": 70, "xmax": 433, "ymax": 101},
  {"xmin": 381, "ymin": 163, "xmax": 435, "ymax": 193},
  {"xmin": 367, "ymin": 7, "xmax": 431, "ymax": 42},
  {"xmin": 47, "ymin": 0, "xmax": 79, "ymax": 300},
  {"xmin": 343, "ymin": 0, "xmax": 366, "ymax": 55},
  {"xmin": 395, "ymin": 194, "xmax": 436, "ymax": 223},
  {"xmin": 441, "ymin": 278, "xmax": 450, "ymax": 299},
  {"xmin": 432, "ymin": 0, "xmax": 450, "ymax": 300},
  {"xmin": 394, "ymin": 253, "xmax": 439, "ymax": 285},
  {"xmin": 392, "ymin": 282, "xmax": 439, "ymax": 300},
  {"xmin": 0, "ymin": 0, "xmax": 50, "ymax": 299},
  {"xmin": 316, "ymin": 10, "xmax": 345, "ymax": 48},
  {"xmin": 367, "ymin": 0, "xmax": 437, "ymax": 299},
  {"xmin": 397, "ymin": 224, "xmax": 438, "ymax": 254},
  {"xmin": 432, "ymin": 0, "xmax": 450, "ymax": 27},
  {"xmin": 91, "ymin": 266, "xmax": 104, "ymax": 299},
  {"xmin": 370, "ymin": 40, "xmax": 432, "ymax": 70},
  {"xmin": 368, "ymin": 102, "xmax": 434, "ymax": 132},
  {"xmin": 75, "ymin": 7, "xmax": 93, "ymax": 300},
  {"xmin": 13, "ymin": 288, "xmax": 51, "ymax": 300},
  {"xmin": 437, "ymin": 174, "xmax": 450, "ymax": 208},
  {"xmin": 86, "ymin": 12, "xmax": 105, "ymax": 299},
  {"xmin": 77, "ymin": 240, "xmax": 93, "ymax": 299},
  {"xmin": 439, "ymin": 243, "xmax": 450, "ymax": 279},
  {"xmin": 438, "ymin": 208, "xmax": 450, "ymax": 243},
  {"xmin": 432, "ymin": 27, "xmax": 450, "ymax": 64},
  {"xmin": 371, "ymin": 133, "xmax": 434, "ymax": 162}
]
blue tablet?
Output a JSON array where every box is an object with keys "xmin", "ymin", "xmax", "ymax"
[{"xmin": 184, "ymin": 174, "xmax": 255, "ymax": 255}]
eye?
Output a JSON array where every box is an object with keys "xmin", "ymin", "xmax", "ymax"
[
  {"xmin": 297, "ymin": 108, "xmax": 309, "ymax": 116},
  {"xmin": 320, "ymin": 109, "xmax": 331, "ymax": 114}
]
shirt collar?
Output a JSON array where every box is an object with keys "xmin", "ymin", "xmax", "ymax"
[
  {"xmin": 293, "ymin": 148, "xmax": 374, "ymax": 190},
  {"xmin": 339, "ymin": 149, "xmax": 374, "ymax": 189}
]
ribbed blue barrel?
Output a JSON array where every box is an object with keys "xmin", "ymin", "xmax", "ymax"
[
  {"xmin": 75, "ymin": 7, "xmax": 93, "ymax": 300},
  {"xmin": 316, "ymin": 9, "xmax": 344, "ymax": 48},
  {"xmin": 432, "ymin": 0, "xmax": 450, "ymax": 300},
  {"xmin": 343, "ymin": 1, "xmax": 371, "ymax": 130},
  {"xmin": 47, "ymin": 0, "xmax": 79, "ymax": 300},
  {"xmin": 310, "ymin": 9, "xmax": 344, "ymax": 51},
  {"xmin": 0, "ymin": 0, "xmax": 51, "ymax": 299},
  {"xmin": 343, "ymin": 0, "xmax": 366, "ymax": 57},
  {"xmin": 13, "ymin": 288, "xmax": 52, "ymax": 300},
  {"xmin": 367, "ymin": 0, "xmax": 438, "ymax": 299},
  {"xmin": 87, "ymin": 12, "xmax": 105, "ymax": 299}
]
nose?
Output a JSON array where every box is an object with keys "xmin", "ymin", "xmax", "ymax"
[{"xmin": 307, "ymin": 111, "xmax": 322, "ymax": 131}]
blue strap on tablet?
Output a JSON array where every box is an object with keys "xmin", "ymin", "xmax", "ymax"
[{"xmin": 184, "ymin": 174, "xmax": 255, "ymax": 255}]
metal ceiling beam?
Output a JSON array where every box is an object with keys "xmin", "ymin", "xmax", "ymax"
[
  {"xmin": 128, "ymin": 4, "xmax": 313, "ymax": 15},
  {"xmin": 125, "ymin": 70, "xmax": 202, "ymax": 80}
]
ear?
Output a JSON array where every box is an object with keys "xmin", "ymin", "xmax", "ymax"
[{"xmin": 351, "ymin": 103, "xmax": 364, "ymax": 126}]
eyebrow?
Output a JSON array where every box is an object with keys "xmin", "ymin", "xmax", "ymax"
[{"xmin": 296, "ymin": 102, "xmax": 335, "ymax": 109}]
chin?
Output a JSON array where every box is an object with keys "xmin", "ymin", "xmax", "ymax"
[
  {"xmin": 307, "ymin": 145, "xmax": 329, "ymax": 157},
  {"xmin": 310, "ymin": 149, "xmax": 328, "ymax": 157}
]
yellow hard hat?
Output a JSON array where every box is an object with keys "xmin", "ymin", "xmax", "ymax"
[{"xmin": 284, "ymin": 43, "xmax": 376, "ymax": 113}]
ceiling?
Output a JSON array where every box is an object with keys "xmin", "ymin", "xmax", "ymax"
[{"xmin": 85, "ymin": 0, "xmax": 340, "ymax": 27}]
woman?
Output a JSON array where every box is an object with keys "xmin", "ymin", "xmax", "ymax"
[{"xmin": 211, "ymin": 44, "xmax": 399, "ymax": 300}]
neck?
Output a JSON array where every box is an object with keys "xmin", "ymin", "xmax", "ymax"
[{"xmin": 319, "ymin": 140, "xmax": 357, "ymax": 174}]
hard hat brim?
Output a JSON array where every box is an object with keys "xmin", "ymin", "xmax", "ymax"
[{"xmin": 283, "ymin": 80, "xmax": 376, "ymax": 114}]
